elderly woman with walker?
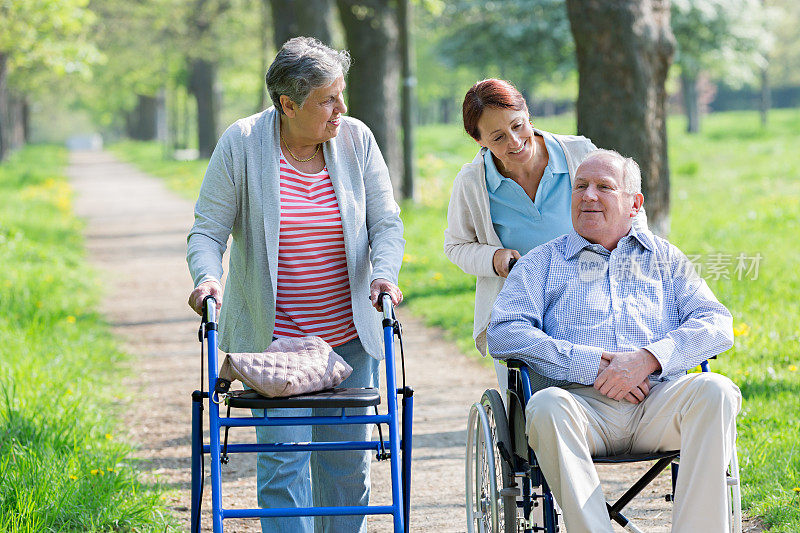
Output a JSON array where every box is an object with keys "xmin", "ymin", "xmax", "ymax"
[{"xmin": 187, "ymin": 37, "xmax": 405, "ymax": 533}]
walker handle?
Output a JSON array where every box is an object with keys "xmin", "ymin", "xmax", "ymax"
[
  {"xmin": 203, "ymin": 295, "xmax": 218, "ymax": 324},
  {"xmin": 379, "ymin": 291, "xmax": 393, "ymax": 319}
]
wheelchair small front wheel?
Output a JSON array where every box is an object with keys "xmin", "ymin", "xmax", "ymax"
[{"xmin": 466, "ymin": 389, "xmax": 516, "ymax": 533}]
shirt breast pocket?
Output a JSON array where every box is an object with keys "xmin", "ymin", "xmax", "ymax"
[{"xmin": 624, "ymin": 268, "xmax": 666, "ymax": 338}]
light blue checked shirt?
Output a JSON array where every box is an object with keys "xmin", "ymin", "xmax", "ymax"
[{"xmin": 487, "ymin": 228, "xmax": 734, "ymax": 385}]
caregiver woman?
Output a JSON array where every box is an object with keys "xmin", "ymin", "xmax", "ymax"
[
  {"xmin": 186, "ymin": 37, "xmax": 404, "ymax": 533},
  {"xmin": 444, "ymin": 78, "xmax": 646, "ymax": 395}
]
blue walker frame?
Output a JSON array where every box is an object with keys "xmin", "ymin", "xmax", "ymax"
[{"xmin": 191, "ymin": 294, "xmax": 413, "ymax": 532}]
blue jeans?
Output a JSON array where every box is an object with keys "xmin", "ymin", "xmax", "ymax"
[{"xmin": 252, "ymin": 337, "xmax": 380, "ymax": 533}]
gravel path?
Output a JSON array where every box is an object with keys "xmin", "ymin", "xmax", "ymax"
[{"xmin": 67, "ymin": 150, "xmax": 759, "ymax": 533}]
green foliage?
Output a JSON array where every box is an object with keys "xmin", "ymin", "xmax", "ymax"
[
  {"xmin": 433, "ymin": 0, "xmax": 574, "ymax": 93},
  {"xmin": 60, "ymin": 0, "xmax": 265, "ymax": 135},
  {"xmin": 671, "ymin": 0, "xmax": 773, "ymax": 84},
  {"xmin": 0, "ymin": 0, "xmax": 102, "ymax": 93},
  {"xmin": 0, "ymin": 146, "xmax": 176, "ymax": 531},
  {"xmin": 765, "ymin": 0, "xmax": 800, "ymax": 86},
  {"xmin": 412, "ymin": 0, "xmax": 578, "ymax": 122}
]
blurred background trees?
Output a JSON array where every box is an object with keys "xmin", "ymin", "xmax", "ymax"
[
  {"xmin": 671, "ymin": 0, "xmax": 773, "ymax": 133},
  {"xmin": 3, "ymin": 0, "xmax": 796, "ymax": 231},
  {"xmin": 0, "ymin": 0, "xmax": 100, "ymax": 159},
  {"xmin": 567, "ymin": 0, "xmax": 675, "ymax": 235}
]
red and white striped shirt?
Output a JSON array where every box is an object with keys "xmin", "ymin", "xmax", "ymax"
[{"xmin": 273, "ymin": 155, "xmax": 358, "ymax": 347}]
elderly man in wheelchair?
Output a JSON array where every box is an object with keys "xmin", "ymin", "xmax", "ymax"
[{"xmin": 477, "ymin": 149, "xmax": 741, "ymax": 533}]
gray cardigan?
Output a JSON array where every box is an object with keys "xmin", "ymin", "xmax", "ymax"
[
  {"xmin": 444, "ymin": 131, "xmax": 647, "ymax": 355},
  {"xmin": 187, "ymin": 107, "xmax": 405, "ymax": 359}
]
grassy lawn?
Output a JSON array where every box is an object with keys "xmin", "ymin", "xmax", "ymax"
[
  {"xmin": 112, "ymin": 108, "xmax": 800, "ymax": 529},
  {"xmin": 0, "ymin": 146, "xmax": 175, "ymax": 531}
]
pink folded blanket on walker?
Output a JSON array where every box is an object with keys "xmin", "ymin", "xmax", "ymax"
[{"xmin": 219, "ymin": 336, "xmax": 353, "ymax": 398}]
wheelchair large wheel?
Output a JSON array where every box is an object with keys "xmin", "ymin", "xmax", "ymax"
[{"xmin": 466, "ymin": 389, "xmax": 516, "ymax": 533}]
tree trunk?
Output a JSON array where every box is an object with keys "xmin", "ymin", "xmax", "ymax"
[
  {"xmin": 156, "ymin": 88, "xmax": 168, "ymax": 143},
  {"xmin": 22, "ymin": 97, "xmax": 30, "ymax": 143},
  {"xmin": 440, "ymin": 97, "xmax": 452, "ymax": 124},
  {"xmin": 189, "ymin": 58, "xmax": 219, "ymax": 159},
  {"xmin": 398, "ymin": 0, "xmax": 416, "ymax": 200},
  {"xmin": 759, "ymin": 0, "xmax": 769, "ymax": 127},
  {"xmin": 259, "ymin": 0, "xmax": 270, "ymax": 111},
  {"xmin": 566, "ymin": 0, "xmax": 675, "ymax": 236},
  {"xmin": 338, "ymin": 0, "xmax": 403, "ymax": 195},
  {"xmin": 186, "ymin": 0, "xmax": 226, "ymax": 159},
  {"xmin": 681, "ymin": 71, "xmax": 700, "ymax": 134},
  {"xmin": 270, "ymin": 0, "xmax": 334, "ymax": 49},
  {"xmin": 7, "ymin": 94, "xmax": 25, "ymax": 151},
  {"xmin": 760, "ymin": 67, "xmax": 770, "ymax": 127},
  {"xmin": 0, "ymin": 53, "xmax": 8, "ymax": 162},
  {"xmin": 125, "ymin": 94, "xmax": 159, "ymax": 140}
]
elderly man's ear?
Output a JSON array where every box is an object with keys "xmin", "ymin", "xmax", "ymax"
[{"xmin": 630, "ymin": 193, "xmax": 644, "ymax": 217}]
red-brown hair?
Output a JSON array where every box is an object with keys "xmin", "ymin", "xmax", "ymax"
[{"xmin": 462, "ymin": 79, "xmax": 528, "ymax": 141}]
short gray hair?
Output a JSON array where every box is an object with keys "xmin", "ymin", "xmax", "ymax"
[
  {"xmin": 580, "ymin": 149, "xmax": 641, "ymax": 194},
  {"xmin": 266, "ymin": 37, "xmax": 351, "ymax": 115}
]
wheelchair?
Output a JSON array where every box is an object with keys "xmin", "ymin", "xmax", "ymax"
[
  {"xmin": 191, "ymin": 293, "xmax": 413, "ymax": 532},
  {"xmin": 466, "ymin": 358, "xmax": 742, "ymax": 533}
]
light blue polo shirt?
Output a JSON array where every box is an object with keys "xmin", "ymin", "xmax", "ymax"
[{"xmin": 484, "ymin": 131, "xmax": 574, "ymax": 256}]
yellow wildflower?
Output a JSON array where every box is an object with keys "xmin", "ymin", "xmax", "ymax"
[
  {"xmin": 793, "ymin": 487, "xmax": 800, "ymax": 493},
  {"xmin": 69, "ymin": 474, "xmax": 77, "ymax": 480},
  {"xmin": 402, "ymin": 253, "xmax": 415, "ymax": 263},
  {"xmin": 66, "ymin": 316, "xmax": 76, "ymax": 324},
  {"xmin": 90, "ymin": 469, "xmax": 100, "ymax": 475},
  {"xmin": 789, "ymin": 365, "xmax": 798, "ymax": 372},
  {"xmin": 432, "ymin": 272, "xmax": 443, "ymax": 281},
  {"xmin": 733, "ymin": 323, "xmax": 750, "ymax": 337},
  {"xmin": 107, "ymin": 467, "xmax": 114, "ymax": 472},
  {"xmin": 105, "ymin": 433, "xmax": 113, "ymax": 440}
]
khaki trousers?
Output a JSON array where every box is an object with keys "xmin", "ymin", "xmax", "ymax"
[{"xmin": 525, "ymin": 372, "xmax": 741, "ymax": 533}]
